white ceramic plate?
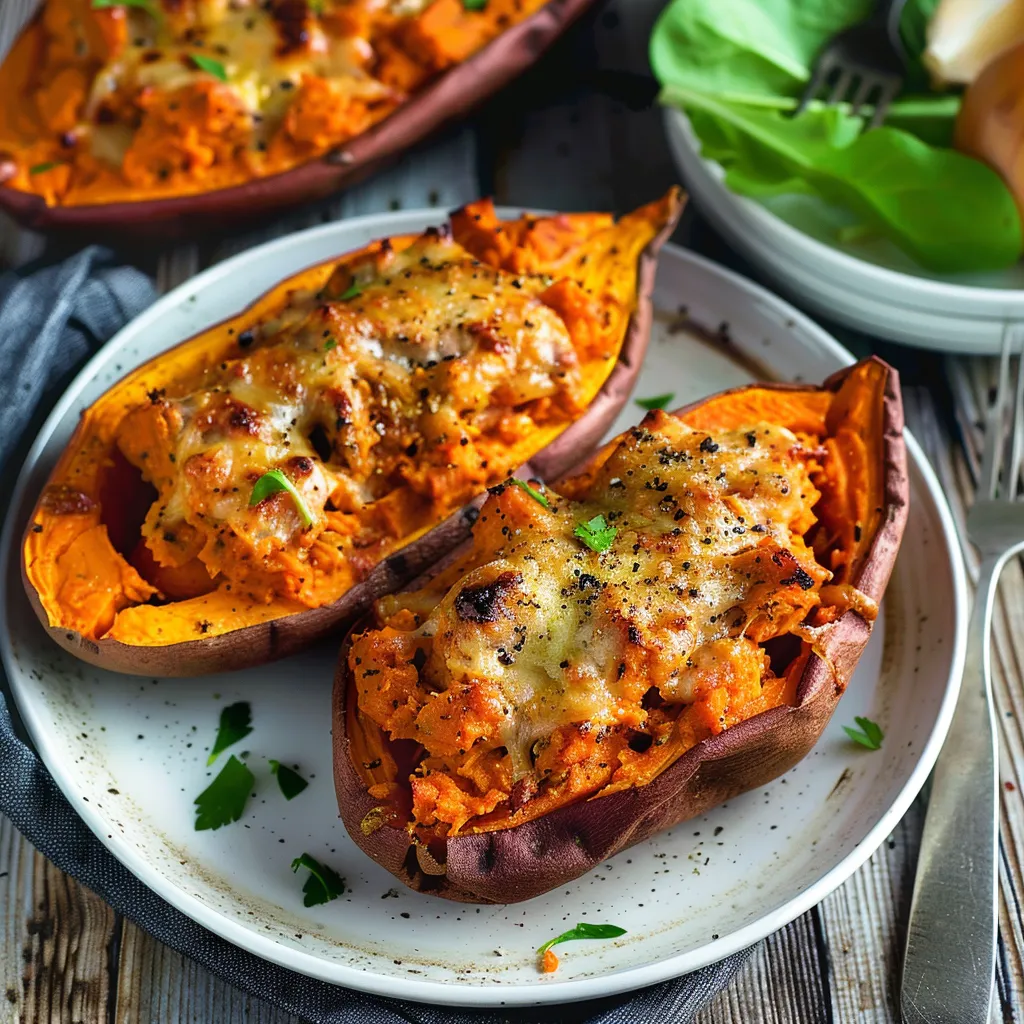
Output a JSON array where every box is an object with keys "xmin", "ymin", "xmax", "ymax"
[
  {"xmin": 664, "ymin": 106, "xmax": 1024, "ymax": 354},
  {"xmin": 0, "ymin": 209, "xmax": 967, "ymax": 1007}
]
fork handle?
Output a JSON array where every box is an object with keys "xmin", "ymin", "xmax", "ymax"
[{"xmin": 900, "ymin": 554, "xmax": 1002, "ymax": 1023}]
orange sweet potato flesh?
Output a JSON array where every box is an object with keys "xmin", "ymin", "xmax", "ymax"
[
  {"xmin": 0, "ymin": 0, "xmax": 598, "ymax": 237},
  {"xmin": 332, "ymin": 357, "xmax": 909, "ymax": 902},
  {"xmin": 21, "ymin": 191, "xmax": 683, "ymax": 676}
]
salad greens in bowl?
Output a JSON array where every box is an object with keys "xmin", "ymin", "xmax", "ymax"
[{"xmin": 651, "ymin": 0, "xmax": 1024, "ymax": 275}]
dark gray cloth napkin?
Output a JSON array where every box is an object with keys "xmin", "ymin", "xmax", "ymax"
[{"xmin": 0, "ymin": 246, "xmax": 752, "ymax": 1024}]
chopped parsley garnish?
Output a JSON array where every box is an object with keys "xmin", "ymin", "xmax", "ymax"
[
  {"xmin": 844, "ymin": 716, "xmax": 883, "ymax": 751},
  {"xmin": 574, "ymin": 514, "xmax": 617, "ymax": 553},
  {"xmin": 29, "ymin": 162, "xmax": 62, "ymax": 175},
  {"xmin": 323, "ymin": 338, "xmax": 337, "ymax": 351},
  {"xmin": 635, "ymin": 393, "xmax": 675, "ymax": 411},
  {"xmin": 510, "ymin": 478, "xmax": 551, "ymax": 509},
  {"xmin": 309, "ymin": 0, "xmax": 324, "ymax": 11},
  {"xmin": 538, "ymin": 922, "xmax": 626, "ymax": 956},
  {"xmin": 91, "ymin": 0, "xmax": 160, "ymax": 16},
  {"xmin": 249, "ymin": 469, "xmax": 314, "ymax": 526},
  {"xmin": 291, "ymin": 853, "xmax": 346, "ymax": 907},
  {"xmin": 337, "ymin": 281, "xmax": 362, "ymax": 301},
  {"xmin": 462, "ymin": 0, "xmax": 488, "ymax": 9},
  {"xmin": 207, "ymin": 701, "xmax": 252, "ymax": 765},
  {"xmin": 270, "ymin": 760, "xmax": 309, "ymax": 800},
  {"xmin": 191, "ymin": 53, "xmax": 229, "ymax": 82},
  {"xmin": 194, "ymin": 756, "xmax": 254, "ymax": 831}
]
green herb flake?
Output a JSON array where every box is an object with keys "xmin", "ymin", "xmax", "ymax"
[
  {"xmin": 191, "ymin": 52, "xmax": 229, "ymax": 82},
  {"xmin": 194, "ymin": 756, "xmax": 254, "ymax": 831},
  {"xmin": 844, "ymin": 716, "xmax": 883, "ymax": 751},
  {"xmin": 91, "ymin": 0, "xmax": 160, "ymax": 16},
  {"xmin": 323, "ymin": 338, "xmax": 337, "ymax": 351},
  {"xmin": 538, "ymin": 922, "xmax": 627, "ymax": 956},
  {"xmin": 291, "ymin": 853, "xmax": 346, "ymax": 907},
  {"xmin": 462, "ymin": 0, "xmax": 488, "ymax": 9},
  {"xmin": 29, "ymin": 162, "xmax": 62, "ymax": 175},
  {"xmin": 207, "ymin": 701, "xmax": 252, "ymax": 765},
  {"xmin": 574, "ymin": 514, "xmax": 617, "ymax": 553},
  {"xmin": 309, "ymin": 0, "xmax": 324, "ymax": 11},
  {"xmin": 510, "ymin": 478, "xmax": 551, "ymax": 509},
  {"xmin": 270, "ymin": 759, "xmax": 309, "ymax": 800},
  {"xmin": 249, "ymin": 469, "xmax": 314, "ymax": 526},
  {"xmin": 338, "ymin": 282, "xmax": 362, "ymax": 301},
  {"xmin": 635, "ymin": 392, "xmax": 675, "ymax": 411}
]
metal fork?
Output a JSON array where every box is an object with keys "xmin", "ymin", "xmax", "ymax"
[
  {"xmin": 795, "ymin": 0, "xmax": 908, "ymax": 128},
  {"xmin": 900, "ymin": 328, "xmax": 1024, "ymax": 1023}
]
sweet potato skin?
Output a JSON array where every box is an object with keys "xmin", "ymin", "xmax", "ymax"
[
  {"xmin": 331, "ymin": 358, "xmax": 909, "ymax": 903},
  {"xmin": 20, "ymin": 192, "xmax": 683, "ymax": 677},
  {"xmin": 0, "ymin": 0, "xmax": 597, "ymax": 240}
]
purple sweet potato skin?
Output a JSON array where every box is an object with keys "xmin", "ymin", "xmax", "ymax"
[
  {"xmin": 0, "ymin": 0, "xmax": 598, "ymax": 240},
  {"xmin": 22, "ymin": 195, "xmax": 682, "ymax": 677},
  {"xmin": 332, "ymin": 357, "xmax": 909, "ymax": 903}
]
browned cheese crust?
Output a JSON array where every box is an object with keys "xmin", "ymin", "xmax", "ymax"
[
  {"xmin": 332, "ymin": 358, "xmax": 910, "ymax": 902},
  {"xmin": 0, "ymin": 0, "xmax": 597, "ymax": 239},
  {"xmin": 22, "ymin": 192, "xmax": 683, "ymax": 675}
]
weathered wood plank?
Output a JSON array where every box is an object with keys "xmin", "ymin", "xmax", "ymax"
[
  {"xmin": 694, "ymin": 915, "xmax": 829, "ymax": 1024},
  {"xmin": 0, "ymin": 817, "xmax": 33, "ymax": 1023},
  {"xmin": 0, "ymin": 816, "xmax": 117, "ymax": 1024},
  {"xmin": 113, "ymin": 921, "xmax": 299, "ymax": 1024}
]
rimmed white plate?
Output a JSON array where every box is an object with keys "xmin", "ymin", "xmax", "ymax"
[
  {"xmin": 0, "ymin": 208, "xmax": 967, "ymax": 1007},
  {"xmin": 664, "ymin": 106, "xmax": 1024, "ymax": 354}
]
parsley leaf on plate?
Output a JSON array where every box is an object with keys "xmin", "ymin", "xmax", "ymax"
[
  {"xmin": 538, "ymin": 922, "xmax": 626, "ymax": 957},
  {"xmin": 249, "ymin": 469, "xmax": 314, "ymax": 526},
  {"xmin": 462, "ymin": 0, "xmax": 488, "ymax": 9},
  {"xmin": 291, "ymin": 853, "xmax": 346, "ymax": 907},
  {"xmin": 635, "ymin": 393, "xmax": 675, "ymax": 411},
  {"xmin": 844, "ymin": 715, "xmax": 884, "ymax": 750},
  {"xmin": 574, "ymin": 514, "xmax": 617, "ymax": 553},
  {"xmin": 509, "ymin": 478, "xmax": 551, "ymax": 509},
  {"xmin": 29, "ymin": 161, "xmax": 63, "ymax": 175},
  {"xmin": 207, "ymin": 701, "xmax": 252, "ymax": 765},
  {"xmin": 191, "ymin": 53, "xmax": 229, "ymax": 82},
  {"xmin": 269, "ymin": 760, "xmax": 309, "ymax": 800},
  {"xmin": 337, "ymin": 282, "xmax": 362, "ymax": 301},
  {"xmin": 194, "ymin": 756, "xmax": 254, "ymax": 831}
]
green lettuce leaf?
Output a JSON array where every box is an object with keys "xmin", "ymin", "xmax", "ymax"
[
  {"xmin": 648, "ymin": 0, "xmax": 1019, "ymax": 269},
  {"xmin": 650, "ymin": 0, "xmax": 874, "ymax": 104},
  {"xmin": 662, "ymin": 86, "xmax": 1022, "ymax": 272}
]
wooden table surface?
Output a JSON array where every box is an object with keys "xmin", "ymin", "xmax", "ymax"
[{"xmin": 2, "ymin": 1, "xmax": 1024, "ymax": 1021}]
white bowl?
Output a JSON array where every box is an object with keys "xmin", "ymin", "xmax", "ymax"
[{"xmin": 664, "ymin": 105, "xmax": 1024, "ymax": 354}]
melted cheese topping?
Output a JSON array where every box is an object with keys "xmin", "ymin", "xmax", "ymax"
[
  {"xmin": 0, "ymin": 0, "xmax": 549, "ymax": 205},
  {"xmin": 24, "ymin": 191, "xmax": 682, "ymax": 647},
  {"xmin": 352, "ymin": 412, "xmax": 834, "ymax": 833},
  {"xmin": 114, "ymin": 232, "xmax": 580, "ymax": 607}
]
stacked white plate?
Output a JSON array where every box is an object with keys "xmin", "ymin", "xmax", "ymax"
[{"xmin": 664, "ymin": 106, "xmax": 1024, "ymax": 354}]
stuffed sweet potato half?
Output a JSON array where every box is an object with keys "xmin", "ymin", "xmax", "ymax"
[
  {"xmin": 333, "ymin": 357, "xmax": 908, "ymax": 903},
  {"xmin": 0, "ymin": 0, "xmax": 595, "ymax": 237},
  {"xmin": 22, "ymin": 190, "xmax": 682, "ymax": 675}
]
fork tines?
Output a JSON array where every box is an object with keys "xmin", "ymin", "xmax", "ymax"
[
  {"xmin": 980, "ymin": 325, "xmax": 1024, "ymax": 501},
  {"xmin": 794, "ymin": 55, "xmax": 903, "ymax": 129}
]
